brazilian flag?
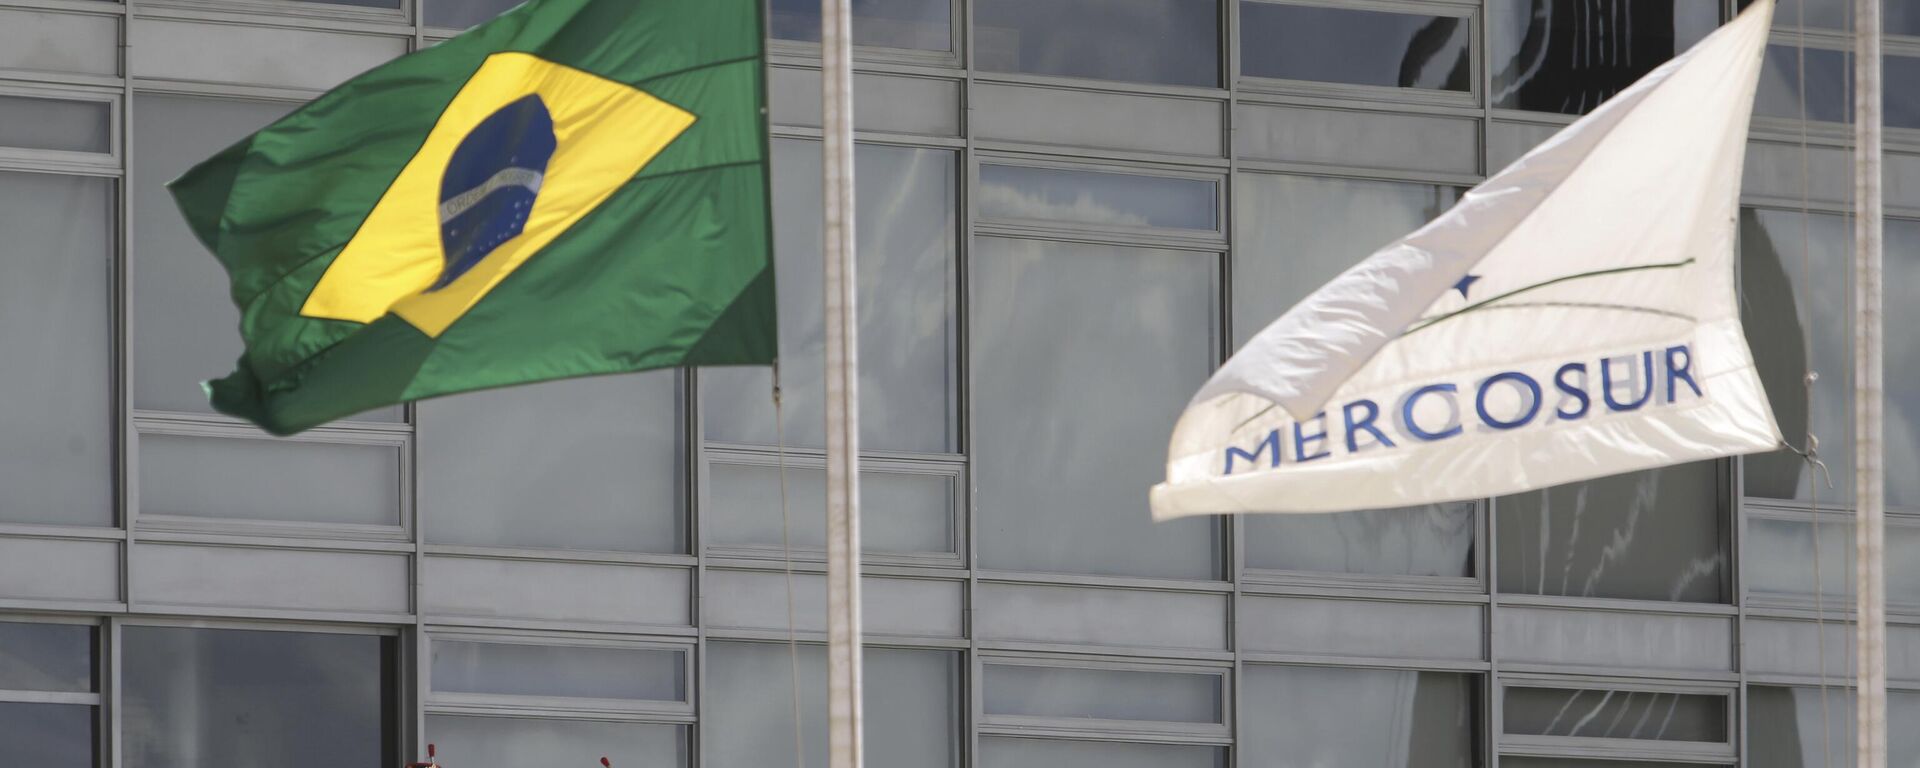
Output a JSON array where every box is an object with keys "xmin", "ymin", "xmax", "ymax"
[{"xmin": 170, "ymin": 0, "xmax": 774, "ymax": 435}]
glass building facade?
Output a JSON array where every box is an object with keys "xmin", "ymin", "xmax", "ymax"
[{"xmin": 0, "ymin": 0, "xmax": 1915, "ymax": 766}]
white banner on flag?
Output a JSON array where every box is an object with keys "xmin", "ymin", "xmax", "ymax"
[{"xmin": 1151, "ymin": 0, "xmax": 1783, "ymax": 519}]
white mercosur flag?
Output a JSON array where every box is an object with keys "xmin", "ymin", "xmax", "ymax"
[{"xmin": 1151, "ymin": 0, "xmax": 1784, "ymax": 519}]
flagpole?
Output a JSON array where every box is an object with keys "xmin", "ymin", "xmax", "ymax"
[
  {"xmin": 1853, "ymin": 0, "xmax": 1887, "ymax": 761},
  {"xmin": 819, "ymin": 1, "xmax": 864, "ymax": 767}
]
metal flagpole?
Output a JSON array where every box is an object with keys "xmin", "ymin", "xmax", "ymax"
[
  {"xmin": 820, "ymin": 1, "xmax": 864, "ymax": 767},
  {"xmin": 1853, "ymin": 0, "xmax": 1887, "ymax": 760}
]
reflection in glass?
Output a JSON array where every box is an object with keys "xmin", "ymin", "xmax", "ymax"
[
  {"xmin": 1504, "ymin": 687, "xmax": 1727, "ymax": 741},
  {"xmin": 0, "ymin": 702, "xmax": 93, "ymax": 768},
  {"xmin": 769, "ymin": 0, "xmax": 951, "ymax": 50},
  {"xmin": 122, "ymin": 627, "xmax": 396, "ymax": 768},
  {"xmin": 983, "ymin": 665, "xmax": 1221, "ymax": 724},
  {"xmin": 975, "ymin": 0, "xmax": 1220, "ymax": 87},
  {"xmin": 1490, "ymin": 0, "xmax": 1720, "ymax": 113},
  {"xmin": 1746, "ymin": 518, "xmax": 1920, "ymax": 604},
  {"xmin": 1748, "ymin": 687, "xmax": 1920, "ymax": 767},
  {"xmin": 1245, "ymin": 504, "xmax": 1475, "ymax": 577},
  {"xmin": 978, "ymin": 738, "xmax": 1224, "ymax": 768},
  {"xmin": 138, "ymin": 434, "xmax": 401, "ymax": 526},
  {"xmin": 707, "ymin": 463, "xmax": 954, "ymax": 554},
  {"xmin": 426, "ymin": 0, "xmax": 524, "ymax": 29},
  {"xmin": 971, "ymin": 238, "xmax": 1221, "ymax": 581},
  {"xmin": 705, "ymin": 643, "xmax": 957, "ymax": 768},
  {"xmin": 1497, "ymin": 462, "xmax": 1725, "ymax": 602},
  {"xmin": 430, "ymin": 641, "xmax": 684, "ymax": 701},
  {"xmin": 1768, "ymin": 0, "xmax": 1920, "ymax": 38},
  {"xmin": 1740, "ymin": 209, "xmax": 1852, "ymax": 503},
  {"xmin": 419, "ymin": 372, "xmax": 683, "ymax": 552},
  {"xmin": 0, "ymin": 95, "xmax": 110, "ymax": 153},
  {"xmin": 0, "ymin": 622, "xmax": 93, "ymax": 692},
  {"xmin": 702, "ymin": 141, "xmax": 955, "ymax": 454},
  {"xmin": 1242, "ymin": 666, "xmax": 1475, "ymax": 768},
  {"xmin": 429, "ymin": 718, "xmax": 685, "ymax": 768},
  {"xmin": 1239, "ymin": 2, "xmax": 1470, "ymax": 91},
  {"xmin": 1889, "ymin": 219, "xmax": 1920, "ymax": 509},
  {"xmin": 1754, "ymin": 45, "xmax": 1851, "ymax": 124},
  {"xmin": 0, "ymin": 172, "xmax": 113, "ymax": 526},
  {"xmin": 978, "ymin": 165, "xmax": 1216, "ymax": 230}
]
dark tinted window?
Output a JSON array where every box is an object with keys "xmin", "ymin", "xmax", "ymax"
[
  {"xmin": 769, "ymin": 0, "xmax": 952, "ymax": 50},
  {"xmin": 1505, "ymin": 687, "xmax": 1727, "ymax": 742},
  {"xmin": 1240, "ymin": 2, "xmax": 1470, "ymax": 91},
  {"xmin": 1497, "ymin": 461, "xmax": 1726, "ymax": 602},
  {"xmin": 1490, "ymin": 0, "xmax": 1720, "ymax": 113}
]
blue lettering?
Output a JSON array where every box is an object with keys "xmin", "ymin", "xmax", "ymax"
[
  {"xmin": 1224, "ymin": 429, "xmax": 1282, "ymax": 474},
  {"xmin": 1400, "ymin": 384, "xmax": 1464, "ymax": 441},
  {"xmin": 1554, "ymin": 362, "xmax": 1591, "ymax": 420},
  {"xmin": 1476, "ymin": 371, "xmax": 1543, "ymax": 430},
  {"xmin": 1342, "ymin": 399, "xmax": 1396, "ymax": 453},
  {"xmin": 1293, "ymin": 413, "xmax": 1332, "ymax": 462},
  {"xmin": 1602, "ymin": 351, "xmax": 1655, "ymax": 411},
  {"xmin": 1665, "ymin": 344, "xmax": 1702, "ymax": 402}
]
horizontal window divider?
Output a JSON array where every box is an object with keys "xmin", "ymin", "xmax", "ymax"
[
  {"xmin": 701, "ymin": 546, "xmax": 966, "ymax": 571},
  {"xmin": 417, "ymin": 614, "xmax": 699, "ymax": 637},
  {"xmin": 1495, "ymin": 663, "xmax": 1741, "ymax": 685},
  {"xmin": 129, "ymin": 3, "xmax": 413, "ymax": 37},
  {"xmin": 1766, "ymin": 28, "xmax": 1855, "ymax": 49},
  {"xmin": 0, "ymin": 522, "xmax": 125, "ymax": 541},
  {"xmin": 1498, "ymin": 735, "xmax": 1736, "ymax": 762},
  {"xmin": 1746, "ymin": 672, "xmax": 1920, "ymax": 691},
  {"xmin": 0, "ymin": 77, "xmax": 122, "ymax": 103},
  {"xmin": 1239, "ymin": 651, "xmax": 1490, "ymax": 671},
  {"xmin": 972, "ymin": 138, "xmax": 1229, "ymax": 169},
  {"xmin": 977, "ymin": 716, "xmax": 1231, "ymax": 743},
  {"xmin": 768, "ymin": 124, "xmax": 967, "ymax": 147},
  {"xmin": 973, "ymin": 640, "xmax": 1236, "ymax": 663},
  {"xmin": 425, "ymin": 626, "xmax": 695, "ymax": 650},
  {"xmin": 1246, "ymin": 0, "xmax": 1480, "ymax": 15},
  {"xmin": 421, "ymin": 545, "xmax": 697, "ymax": 568},
  {"xmin": 1234, "ymin": 158, "xmax": 1484, "ymax": 187},
  {"xmin": 972, "ymin": 224, "xmax": 1226, "ymax": 253},
  {"xmin": 124, "ymin": 604, "xmax": 414, "ymax": 628},
  {"xmin": 1237, "ymin": 572, "xmax": 1488, "ymax": 599},
  {"xmin": 1745, "ymin": 497, "xmax": 1920, "ymax": 519},
  {"xmin": 0, "ymin": 70, "xmax": 124, "ymax": 95},
  {"xmin": 766, "ymin": 41, "xmax": 961, "ymax": 73},
  {"xmin": 975, "ymin": 569, "xmax": 1233, "ymax": 594},
  {"xmin": 975, "ymin": 724, "xmax": 1233, "ymax": 747},
  {"xmin": 133, "ymin": 410, "xmax": 411, "ymax": 443},
  {"xmin": 1750, "ymin": 116, "xmax": 1859, "ymax": 144},
  {"xmin": 1746, "ymin": 594, "xmax": 1920, "ymax": 617},
  {"xmin": 0, "ymin": 690, "xmax": 100, "ymax": 706},
  {"xmin": 130, "ymin": 78, "xmax": 325, "ymax": 105},
  {"xmin": 704, "ymin": 442, "xmax": 967, "ymax": 470},
  {"xmin": 972, "ymin": 71, "xmax": 1227, "ymax": 103},
  {"xmin": 1499, "ymin": 672, "xmax": 1738, "ymax": 695},
  {"xmin": 0, "ymin": 0, "xmax": 128, "ymax": 15},
  {"xmin": 1236, "ymin": 77, "xmax": 1477, "ymax": 110},
  {"xmin": 0, "ymin": 598, "xmax": 126, "ymax": 616},
  {"xmin": 703, "ymin": 558, "xmax": 967, "ymax": 581},
  {"xmin": 424, "ymin": 703, "xmax": 697, "ymax": 726},
  {"xmin": 1489, "ymin": 107, "xmax": 1578, "ymax": 127},
  {"xmin": 0, "ymin": 148, "xmax": 121, "ymax": 175},
  {"xmin": 1740, "ymin": 193, "xmax": 1920, "ymax": 220},
  {"xmin": 979, "ymin": 651, "xmax": 1233, "ymax": 674},
  {"xmin": 132, "ymin": 524, "xmax": 413, "ymax": 549},
  {"xmin": 425, "ymin": 694, "xmax": 693, "ymax": 720},
  {"xmin": 1744, "ymin": 604, "xmax": 1920, "ymax": 625},
  {"xmin": 701, "ymin": 627, "xmax": 970, "ymax": 650},
  {"xmin": 975, "ymin": 149, "xmax": 1229, "ymax": 180},
  {"xmin": 1493, "ymin": 593, "xmax": 1739, "ymax": 617}
]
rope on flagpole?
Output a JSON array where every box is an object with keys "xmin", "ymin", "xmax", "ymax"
[{"xmin": 771, "ymin": 362, "xmax": 807, "ymax": 768}]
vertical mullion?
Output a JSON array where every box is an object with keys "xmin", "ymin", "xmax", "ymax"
[
  {"xmin": 1222, "ymin": 0, "xmax": 1244, "ymax": 766},
  {"xmin": 959, "ymin": 0, "xmax": 981, "ymax": 765}
]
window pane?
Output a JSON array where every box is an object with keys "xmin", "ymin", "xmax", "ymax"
[
  {"xmin": 1740, "ymin": 208, "xmax": 1852, "ymax": 504},
  {"xmin": 978, "ymin": 164, "xmax": 1216, "ymax": 230},
  {"xmin": 0, "ymin": 172, "xmax": 113, "ymax": 526},
  {"xmin": 702, "ymin": 141, "xmax": 955, "ymax": 453},
  {"xmin": 427, "ymin": 717, "xmax": 684, "ymax": 768},
  {"xmin": 1496, "ymin": 461, "xmax": 1725, "ymax": 602},
  {"xmin": 1889, "ymin": 218, "xmax": 1920, "ymax": 509},
  {"xmin": 1504, "ymin": 687, "xmax": 1726, "ymax": 742},
  {"xmin": 769, "ymin": 0, "xmax": 951, "ymax": 50},
  {"xmin": 971, "ymin": 237, "xmax": 1220, "ymax": 581},
  {"xmin": 123, "ymin": 627, "xmax": 396, "ymax": 768},
  {"xmin": 426, "ymin": 0, "xmax": 523, "ymax": 29},
  {"xmin": 1245, "ymin": 504, "xmax": 1475, "ymax": 577},
  {"xmin": 138, "ymin": 433, "xmax": 401, "ymax": 526},
  {"xmin": 707, "ymin": 463, "xmax": 954, "ymax": 554},
  {"xmin": 1233, "ymin": 173, "xmax": 1459, "ymax": 348},
  {"xmin": 1747, "ymin": 517, "xmax": 1920, "ymax": 604},
  {"xmin": 704, "ymin": 642, "xmax": 957, "ymax": 768},
  {"xmin": 131, "ymin": 95, "xmax": 398, "ymax": 421},
  {"xmin": 1490, "ymin": 0, "xmax": 1720, "ymax": 113},
  {"xmin": 1749, "ymin": 687, "xmax": 1920, "ymax": 768},
  {"xmin": 0, "ymin": 702, "xmax": 93, "ymax": 768},
  {"xmin": 419, "ymin": 372, "xmax": 683, "ymax": 552},
  {"xmin": 0, "ymin": 621, "xmax": 93, "ymax": 692},
  {"xmin": 1242, "ymin": 666, "xmax": 1476, "ymax": 768},
  {"xmin": 0, "ymin": 95, "xmax": 109, "ymax": 153},
  {"xmin": 430, "ymin": 641, "xmax": 684, "ymax": 701},
  {"xmin": 1755, "ymin": 46, "xmax": 1851, "ymax": 125},
  {"xmin": 975, "ymin": 0, "xmax": 1220, "ymax": 87},
  {"xmin": 977, "ymin": 737, "xmax": 1224, "ymax": 768},
  {"xmin": 982, "ymin": 664, "xmax": 1221, "ymax": 724},
  {"xmin": 1239, "ymin": 2, "xmax": 1470, "ymax": 91}
]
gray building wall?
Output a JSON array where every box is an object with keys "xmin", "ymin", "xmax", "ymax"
[{"xmin": 0, "ymin": 0, "xmax": 1916, "ymax": 766}]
